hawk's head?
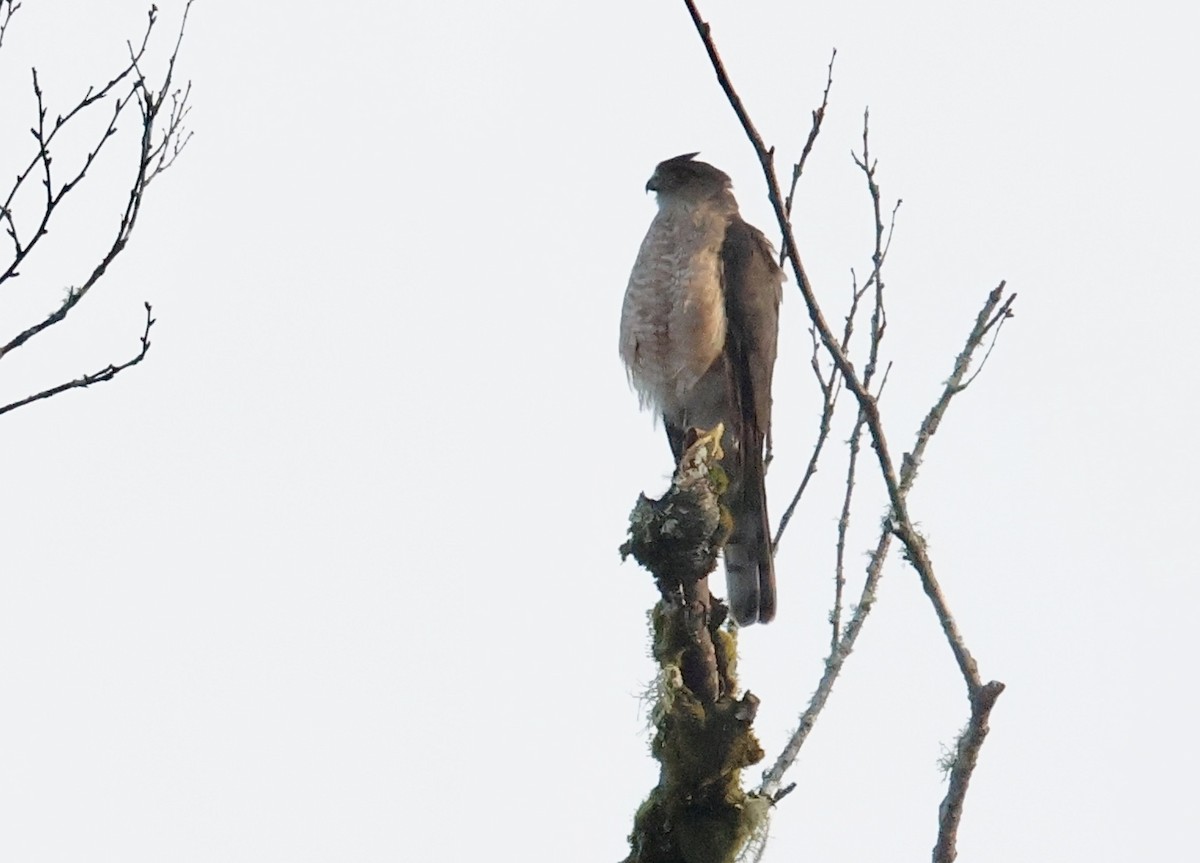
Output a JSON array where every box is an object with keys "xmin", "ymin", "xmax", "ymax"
[{"xmin": 645, "ymin": 153, "xmax": 733, "ymax": 199}]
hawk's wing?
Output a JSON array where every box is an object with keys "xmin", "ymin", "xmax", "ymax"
[{"xmin": 717, "ymin": 216, "xmax": 782, "ymax": 624}]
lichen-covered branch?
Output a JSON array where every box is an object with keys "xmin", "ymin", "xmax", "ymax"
[
  {"xmin": 621, "ymin": 427, "xmax": 771, "ymax": 863},
  {"xmin": 933, "ymin": 681, "xmax": 1005, "ymax": 863}
]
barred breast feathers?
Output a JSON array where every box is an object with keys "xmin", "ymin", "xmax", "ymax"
[{"xmin": 619, "ymin": 199, "xmax": 730, "ymax": 419}]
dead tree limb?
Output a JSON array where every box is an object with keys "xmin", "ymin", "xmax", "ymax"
[{"xmin": 621, "ymin": 427, "xmax": 771, "ymax": 863}]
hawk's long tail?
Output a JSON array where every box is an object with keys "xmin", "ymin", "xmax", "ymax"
[{"xmin": 724, "ymin": 451, "xmax": 776, "ymax": 626}]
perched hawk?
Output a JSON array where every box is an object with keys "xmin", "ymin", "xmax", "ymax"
[{"xmin": 620, "ymin": 154, "xmax": 783, "ymax": 625}]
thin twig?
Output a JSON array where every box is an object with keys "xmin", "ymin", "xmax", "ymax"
[
  {"xmin": 851, "ymin": 110, "xmax": 901, "ymax": 396},
  {"xmin": 898, "ymin": 284, "xmax": 1015, "ymax": 500},
  {"xmin": 0, "ymin": 0, "xmax": 20, "ymax": 54},
  {"xmin": 0, "ymin": 302, "xmax": 155, "ymax": 416},
  {"xmin": 959, "ymin": 302, "xmax": 1014, "ymax": 391},
  {"xmin": 760, "ymin": 524, "xmax": 892, "ymax": 799},
  {"xmin": 780, "ymin": 48, "xmax": 836, "ymax": 264},
  {"xmin": 772, "ymin": 336, "xmax": 838, "ymax": 551}
]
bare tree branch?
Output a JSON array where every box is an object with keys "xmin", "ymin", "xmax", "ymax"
[
  {"xmin": 0, "ymin": 1, "xmax": 194, "ymax": 416},
  {"xmin": 681, "ymin": 3, "xmax": 1015, "ymax": 855},
  {"xmin": 0, "ymin": 302, "xmax": 155, "ymax": 417},
  {"xmin": 933, "ymin": 680, "xmax": 1005, "ymax": 863},
  {"xmin": 1, "ymin": 61, "xmax": 141, "ymax": 282}
]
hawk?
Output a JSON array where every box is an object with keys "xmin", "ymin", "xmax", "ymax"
[{"xmin": 620, "ymin": 153, "xmax": 783, "ymax": 625}]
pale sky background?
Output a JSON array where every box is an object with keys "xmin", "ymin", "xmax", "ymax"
[{"xmin": 1, "ymin": 1, "xmax": 1196, "ymax": 860}]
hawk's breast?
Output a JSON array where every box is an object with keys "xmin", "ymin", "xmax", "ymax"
[{"xmin": 619, "ymin": 202, "xmax": 729, "ymax": 422}]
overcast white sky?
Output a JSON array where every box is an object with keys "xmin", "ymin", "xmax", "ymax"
[{"xmin": 1, "ymin": 1, "xmax": 1197, "ymax": 860}]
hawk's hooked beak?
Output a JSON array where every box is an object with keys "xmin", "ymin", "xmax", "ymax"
[{"xmin": 645, "ymin": 173, "xmax": 660, "ymax": 193}]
